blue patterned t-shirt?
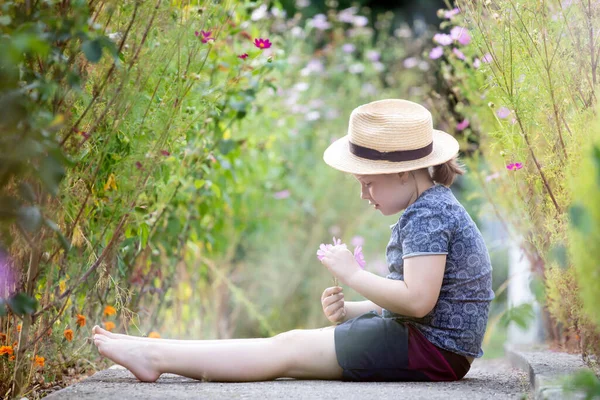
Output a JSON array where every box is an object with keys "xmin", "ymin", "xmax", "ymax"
[{"xmin": 381, "ymin": 183, "xmax": 495, "ymax": 358}]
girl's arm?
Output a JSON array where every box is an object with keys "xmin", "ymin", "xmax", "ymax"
[{"xmin": 341, "ymin": 300, "xmax": 382, "ymax": 323}]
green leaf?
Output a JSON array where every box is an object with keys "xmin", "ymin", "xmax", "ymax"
[
  {"xmin": 38, "ymin": 155, "xmax": 66, "ymax": 196},
  {"xmin": 44, "ymin": 219, "xmax": 71, "ymax": 253},
  {"xmin": 500, "ymin": 303, "xmax": 535, "ymax": 329},
  {"xmin": 529, "ymin": 275, "xmax": 546, "ymax": 303},
  {"xmin": 7, "ymin": 292, "xmax": 38, "ymax": 316},
  {"xmin": 0, "ymin": 299, "xmax": 6, "ymax": 317},
  {"xmin": 19, "ymin": 182, "xmax": 36, "ymax": 203},
  {"xmin": 548, "ymin": 244, "xmax": 568, "ymax": 269},
  {"xmin": 82, "ymin": 39, "xmax": 103, "ymax": 63},
  {"xmin": 569, "ymin": 203, "xmax": 593, "ymax": 234},
  {"xmin": 593, "ymin": 144, "xmax": 600, "ymax": 186},
  {"xmin": 17, "ymin": 206, "xmax": 42, "ymax": 233},
  {"xmin": 140, "ymin": 223, "xmax": 149, "ymax": 249}
]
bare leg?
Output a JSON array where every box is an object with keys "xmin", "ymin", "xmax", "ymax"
[
  {"xmin": 92, "ymin": 325, "xmax": 266, "ymax": 345},
  {"xmin": 92, "ymin": 326, "xmax": 343, "ymax": 382}
]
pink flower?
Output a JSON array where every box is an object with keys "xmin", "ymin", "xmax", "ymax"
[
  {"xmin": 354, "ymin": 246, "xmax": 366, "ymax": 269},
  {"xmin": 473, "ymin": 58, "xmax": 481, "ymax": 69},
  {"xmin": 485, "ymin": 172, "xmax": 500, "ymax": 182},
  {"xmin": 199, "ymin": 30, "xmax": 214, "ymax": 43},
  {"xmin": 0, "ymin": 251, "xmax": 16, "ymax": 299},
  {"xmin": 444, "ymin": 7, "xmax": 461, "ymax": 18},
  {"xmin": 497, "ymin": 107, "xmax": 511, "ymax": 119},
  {"xmin": 273, "ymin": 190, "xmax": 290, "ymax": 199},
  {"xmin": 506, "ymin": 162, "xmax": 523, "ymax": 171},
  {"xmin": 254, "ymin": 38, "xmax": 272, "ymax": 49},
  {"xmin": 160, "ymin": 150, "xmax": 170, "ymax": 156},
  {"xmin": 238, "ymin": 53, "xmax": 249, "ymax": 59},
  {"xmin": 456, "ymin": 119, "xmax": 470, "ymax": 131},
  {"xmin": 452, "ymin": 47, "xmax": 466, "ymax": 60},
  {"xmin": 450, "ymin": 26, "xmax": 471, "ymax": 45},
  {"xmin": 433, "ymin": 33, "xmax": 453, "ymax": 46},
  {"xmin": 351, "ymin": 235, "xmax": 364, "ymax": 247},
  {"xmin": 482, "ymin": 53, "xmax": 493, "ymax": 63},
  {"xmin": 429, "ymin": 46, "xmax": 443, "ymax": 59},
  {"xmin": 316, "ymin": 237, "xmax": 365, "ymax": 269}
]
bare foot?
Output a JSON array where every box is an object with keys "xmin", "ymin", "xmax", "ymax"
[
  {"xmin": 92, "ymin": 325, "xmax": 139, "ymax": 341},
  {"xmin": 93, "ymin": 333, "xmax": 162, "ymax": 382}
]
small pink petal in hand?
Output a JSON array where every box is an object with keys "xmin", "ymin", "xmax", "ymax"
[{"xmin": 354, "ymin": 245, "xmax": 366, "ymax": 269}]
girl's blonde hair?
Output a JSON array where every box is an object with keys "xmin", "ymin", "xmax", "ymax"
[{"xmin": 429, "ymin": 155, "xmax": 466, "ymax": 187}]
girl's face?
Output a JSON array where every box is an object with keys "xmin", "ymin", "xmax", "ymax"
[{"xmin": 353, "ymin": 172, "xmax": 416, "ymax": 216}]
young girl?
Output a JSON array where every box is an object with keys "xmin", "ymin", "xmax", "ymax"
[{"xmin": 91, "ymin": 98, "xmax": 494, "ymax": 383}]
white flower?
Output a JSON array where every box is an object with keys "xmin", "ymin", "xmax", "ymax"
[
  {"xmin": 338, "ymin": 7, "xmax": 358, "ymax": 23},
  {"xmin": 403, "ymin": 57, "xmax": 418, "ymax": 68},
  {"xmin": 251, "ymin": 4, "xmax": 268, "ymax": 21},
  {"xmin": 349, "ymin": 63, "xmax": 365, "ymax": 74},
  {"xmin": 353, "ymin": 15, "xmax": 369, "ymax": 27},
  {"xmin": 306, "ymin": 111, "xmax": 321, "ymax": 121},
  {"xmin": 294, "ymin": 82, "xmax": 309, "ymax": 92},
  {"xmin": 290, "ymin": 26, "xmax": 305, "ymax": 38}
]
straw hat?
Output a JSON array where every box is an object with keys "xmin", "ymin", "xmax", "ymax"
[{"xmin": 323, "ymin": 99, "xmax": 460, "ymax": 175}]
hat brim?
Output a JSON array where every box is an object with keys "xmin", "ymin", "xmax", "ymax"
[{"xmin": 323, "ymin": 129, "xmax": 460, "ymax": 175}]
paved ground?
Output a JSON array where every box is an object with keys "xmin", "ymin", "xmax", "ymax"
[{"xmin": 45, "ymin": 357, "xmax": 530, "ymax": 399}]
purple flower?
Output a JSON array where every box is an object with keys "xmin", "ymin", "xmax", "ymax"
[
  {"xmin": 342, "ymin": 43, "xmax": 356, "ymax": 53},
  {"xmin": 444, "ymin": 7, "xmax": 461, "ymax": 18},
  {"xmin": 0, "ymin": 251, "xmax": 16, "ymax": 300},
  {"xmin": 354, "ymin": 246, "xmax": 366, "ymax": 269},
  {"xmin": 429, "ymin": 46, "xmax": 443, "ymax": 59},
  {"xmin": 433, "ymin": 33, "xmax": 453, "ymax": 46},
  {"xmin": 274, "ymin": 190, "xmax": 290, "ymax": 199},
  {"xmin": 452, "ymin": 47, "xmax": 466, "ymax": 60},
  {"xmin": 366, "ymin": 50, "xmax": 380, "ymax": 62},
  {"xmin": 450, "ymin": 26, "xmax": 471, "ymax": 45},
  {"xmin": 351, "ymin": 235, "xmax": 364, "ymax": 247},
  {"xmin": 456, "ymin": 119, "xmax": 470, "ymax": 131},
  {"xmin": 485, "ymin": 172, "xmax": 500, "ymax": 182},
  {"xmin": 482, "ymin": 53, "xmax": 493, "ymax": 63},
  {"xmin": 497, "ymin": 107, "xmax": 511, "ymax": 119},
  {"xmin": 312, "ymin": 14, "xmax": 331, "ymax": 30}
]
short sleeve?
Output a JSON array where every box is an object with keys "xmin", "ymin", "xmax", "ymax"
[{"xmin": 399, "ymin": 204, "xmax": 453, "ymax": 260}]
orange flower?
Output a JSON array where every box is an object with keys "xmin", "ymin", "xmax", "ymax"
[
  {"xmin": 34, "ymin": 355, "xmax": 45, "ymax": 367},
  {"xmin": 103, "ymin": 321, "xmax": 115, "ymax": 331},
  {"xmin": 0, "ymin": 345, "xmax": 13, "ymax": 356},
  {"xmin": 148, "ymin": 331, "xmax": 160, "ymax": 338},
  {"xmin": 16, "ymin": 324, "xmax": 21, "ymax": 333},
  {"xmin": 103, "ymin": 305, "xmax": 116, "ymax": 317},
  {"xmin": 9, "ymin": 355, "xmax": 15, "ymax": 361},
  {"xmin": 0, "ymin": 332, "xmax": 6, "ymax": 342},
  {"xmin": 76, "ymin": 314, "xmax": 86, "ymax": 327},
  {"xmin": 64, "ymin": 329, "xmax": 74, "ymax": 341}
]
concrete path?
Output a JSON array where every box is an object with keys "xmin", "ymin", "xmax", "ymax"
[{"xmin": 45, "ymin": 357, "xmax": 530, "ymax": 399}]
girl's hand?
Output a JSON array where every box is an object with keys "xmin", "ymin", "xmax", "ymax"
[
  {"xmin": 321, "ymin": 286, "xmax": 346, "ymax": 324},
  {"xmin": 319, "ymin": 244, "xmax": 362, "ymax": 286}
]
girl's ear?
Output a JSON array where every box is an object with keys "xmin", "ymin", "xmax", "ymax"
[{"xmin": 397, "ymin": 171, "xmax": 408, "ymax": 183}]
